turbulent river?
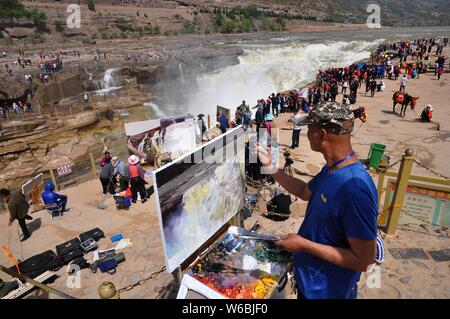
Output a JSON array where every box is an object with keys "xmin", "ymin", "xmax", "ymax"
[{"xmin": 147, "ymin": 26, "xmax": 450, "ymax": 118}]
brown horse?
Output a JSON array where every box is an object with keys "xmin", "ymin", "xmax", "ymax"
[{"xmin": 392, "ymin": 91, "xmax": 419, "ymax": 117}]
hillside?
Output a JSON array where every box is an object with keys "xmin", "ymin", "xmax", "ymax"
[{"xmin": 0, "ymin": 0, "xmax": 449, "ymax": 47}]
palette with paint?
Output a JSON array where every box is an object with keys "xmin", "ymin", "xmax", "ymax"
[{"xmin": 178, "ymin": 226, "xmax": 294, "ymax": 299}]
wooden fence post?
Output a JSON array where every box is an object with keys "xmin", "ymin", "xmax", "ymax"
[
  {"xmin": 49, "ymin": 168, "xmax": 58, "ymax": 190},
  {"xmin": 90, "ymin": 153, "xmax": 97, "ymax": 178},
  {"xmin": 207, "ymin": 114, "xmax": 211, "ymax": 129},
  {"xmin": 385, "ymin": 149, "xmax": 415, "ymax": 234}
]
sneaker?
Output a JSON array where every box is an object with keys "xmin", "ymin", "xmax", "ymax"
[
  {"xmin": 141, "ymin": 198, "xmax": 147, "ymax": 204},
  {"xmin": 131, "ymin": 199, "xmax": 137, "ymax": 204},
  {"xmin": 20, "ymin": 234, "xmax": 31, "ymax": 242},
  {"xmin": 25, "ymin": 215, "xmax": 33, "ymax": 220}
]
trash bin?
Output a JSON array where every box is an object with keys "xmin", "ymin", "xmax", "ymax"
[{"xmin": 368, "ymin": 143, "xmax": 386, "ymax": 169}]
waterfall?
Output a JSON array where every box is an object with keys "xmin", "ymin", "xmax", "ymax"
[{"xmin": 94, "ymin": 68, "xmax": 122, "ymax": 95}]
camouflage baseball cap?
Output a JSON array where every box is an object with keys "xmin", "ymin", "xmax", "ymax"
[{"xmin": 299, "ymin": 101, "xmax": 355, "ymax": 135}]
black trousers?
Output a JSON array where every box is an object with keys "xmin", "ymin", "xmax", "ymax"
[
  {"xmin": 18, "ymin": 218, "xmax": 30, "ymax": 237},
  {"xmin": 272, "ymin": 105, "xmax": 278, "ymax": 116},
  {"xmin": 130, "ymin": 177, "xmax": 146, "ymax": 202},
  {"xmin": 118, "ymin": 178, "xmax": 129, "ymax": 192},
  {"xmin": 291, "ymin": 129, "xmax": 300, "ymax": 148},
  {"xmin": 100, "ymin": 177, "xmax": 115, "ymax": 194}
]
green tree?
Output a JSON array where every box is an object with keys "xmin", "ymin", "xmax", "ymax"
[
  {"xmin": 237, "ymin": 18, "xmax": 254, "ymax": 33},
  {"xmin": 182, "ymin": 20, "xmax": 196, "ymax": 33},
  {"xmin": 55, "ymin": 20, "xmax": 64, "ymax": 33},
  {"xmin": 86, "ymin": 0, "xmax": 96, "ymax": 12},
  {"xmin": 30, "ymin": 8, "xmax": 47, "ymax": 32},
  {"xmin": 213, "ymin": 13, "xmax": 224, "ymax": 27},
  {"xmin": 242, "ymin": 5, "xmax": 259, "ymax": 19},
  {"xmin": 221, "ymin": 19, "xmax": 236, "ymax": 33}
]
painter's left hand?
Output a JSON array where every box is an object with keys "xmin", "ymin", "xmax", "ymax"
[{"xmin": 275, "ymin": 233, "xmax": 306, "ymax": 252}]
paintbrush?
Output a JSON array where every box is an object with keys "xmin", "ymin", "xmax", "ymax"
[{"xmin": 233, "ymin": 234, "xmax": 280, "ymax": 242}]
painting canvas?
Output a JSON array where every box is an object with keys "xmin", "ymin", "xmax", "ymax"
[
  {"xmin": 160, "ymin": 114, "xmax": 194, "ymax": 129},
  {"xmin": 153, "ymin": 126, "xmax": 246, "ymax": 272},
  {"xmin": 216, "ymin": 105, "xmax": 230, "ymax": 120}
]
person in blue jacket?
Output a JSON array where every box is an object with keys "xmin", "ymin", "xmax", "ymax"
[{"xmin": 41, "ymin": 181, "xmax": 68, "ymax": 212}]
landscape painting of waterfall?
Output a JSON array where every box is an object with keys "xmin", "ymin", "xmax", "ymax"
[{"xmin": 152, "ymin": 127, "xmax": 246, "ymax": 272}]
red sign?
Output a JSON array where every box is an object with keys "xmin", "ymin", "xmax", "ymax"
[
  {"xmin": 389, "ymin": 183, "xmax": 450, "ymax": 200},
  {"xmin": 57, "ymin": 164, "xmax": 73, "ymax": 176}
]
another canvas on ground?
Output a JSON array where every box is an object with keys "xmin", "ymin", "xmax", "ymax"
[{"xmin": 153, "ymin": 127, "xmax": 246, "ymax": 272}]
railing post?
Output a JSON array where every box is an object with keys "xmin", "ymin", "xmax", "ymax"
[
  {"xmin": 376, "ymin": 157, "xmax": 389, "ymax": 206},
  {"xmin": 49, "ymin": 168, "xmax": 58, "ymax": 191},
  {"xmin": 376, "ymin": 170, "xmax": 385, "ymax": 205},
  {"xmin": 385, "ymin": 149, "xmax": 415, "ymax": 234},
  {"xmin": 90, "ymin": 153, "xmax": 97, "ymax": 178}
]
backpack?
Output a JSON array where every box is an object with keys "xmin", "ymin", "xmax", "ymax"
[{"xmin": 10, "ymin": 250, "xmax": 63, "ymax": 279}]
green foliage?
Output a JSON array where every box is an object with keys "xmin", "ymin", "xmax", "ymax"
[
  {"xmin": 136, "ymin": 11, "xmax": 140, "ymax": 17},
  {"xmin": 153, "ymin": 25, "xmax": 160, "ymax": 35},
  {"xmin": 221, "ymin": 19, "xmax": 236, "ymax": 33},
  {"xmin": 29, "ymin": 8, "xmax": 48, "ymax": 32},
  {"xmin": 213, "ymin": 13, "xmax": 224, "ymax": 27},
  {"xmin": 91, "ymin": 32, "xmax": 98, "ymax": 39},
  {"xmin": 144, "ymin": 13, "xmax": 148, "ymax": 18},
  {"xmin": 182, "ymin": 20, "xmax": 196, "ymax": 33},
  {"xmin": 115, "ymin": 18, "xmax": 133, "ymax": 32},
  {"xmin": 0, "ymin": 0, "xmax": 28, "ymax": 18},
  {"xmin": 86, "ymin": 0, "xmax": 96, "ymax": 12},
  {"xmin": 31, "ymin": 30, "xmax": 44, "ymax": 43},
  {"xmin": 241, "ymin": 4, "xmax": 260, "ymax": 19},
  {"xmin": 237, "ymin": 18, "xmax": 254, "ymax": 33},
  {"xmin": 55, "ymin": 20, "xmax": 64, "ymax": 33},
  {"xmin": 226, "ymin": 8, "xmax": 237, "ymax": 20}
]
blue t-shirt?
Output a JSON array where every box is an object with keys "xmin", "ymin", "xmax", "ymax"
[{"xmin": 294, "ymin": 162, "xmax": 378, "ymax": 299}]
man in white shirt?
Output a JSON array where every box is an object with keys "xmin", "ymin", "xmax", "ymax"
[
  {"xmin": 400, "ymin": 75, "xmax": 408, "ymax": 92},
  {"xmin": 291, "ymin": 110, "xmax": 308, "ymax": 149}
]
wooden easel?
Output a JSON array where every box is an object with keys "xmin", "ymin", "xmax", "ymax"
[{"xmin": 30, "ymin": 173, "xmax": 45, "ymax": 213}]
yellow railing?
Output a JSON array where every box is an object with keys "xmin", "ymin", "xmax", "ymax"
[{"xmin": 372, "ymin": 149, "xmax": 450, "ymax": 234}]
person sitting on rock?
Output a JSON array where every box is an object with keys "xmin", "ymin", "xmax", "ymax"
[{"xmin": 41, "ymin": 181, "xmax": 68, "ymax": 212}]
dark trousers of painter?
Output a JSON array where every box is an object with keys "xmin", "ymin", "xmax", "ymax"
[{"xmin": 130, "ymin": 177, "xmax": 146, "ymax": 202}]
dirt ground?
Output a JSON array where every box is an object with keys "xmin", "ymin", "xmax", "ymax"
[{"xmin": 0, "ymin": 43, "xmax": 449, "ymax": 299}]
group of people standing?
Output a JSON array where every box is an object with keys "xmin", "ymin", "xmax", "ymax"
[{"xmin": 98, "ymin": 151, "xmax": 148, "ymax": 204}]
